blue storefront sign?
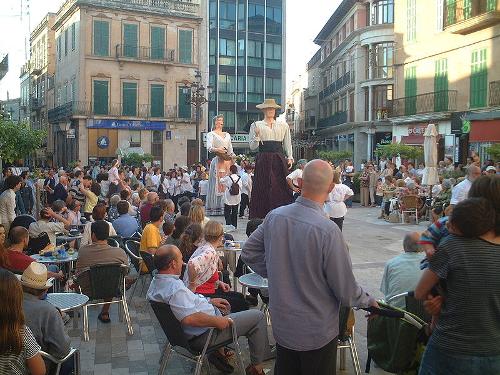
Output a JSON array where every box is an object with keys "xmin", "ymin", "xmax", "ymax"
[{"xmin": 87, "ymin": 119, "xmax": 167, "ymax": 131}]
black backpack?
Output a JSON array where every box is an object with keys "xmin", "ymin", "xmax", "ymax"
[{"xmin": 229, "ymin": 176, "xmax": 241, "ymax": 195}]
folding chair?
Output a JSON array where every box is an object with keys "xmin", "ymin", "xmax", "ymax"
[
  {"xmin": 76, "ymin": 264, "xmax": 133, "ymax": 341},
  {"xmin": 337, "ymin": 306, "xmax": 362, "ymax": 375},
  {"xmin": 150, "ymin": 301, "xmax": 245, "ymax": 375},
  {"xmin": 124, "ymin": 239, "xmax": 150, "ymax": 299},
  {"xmin": 40, "ymin": 348, "xmax": 80, "ymax": 375}
]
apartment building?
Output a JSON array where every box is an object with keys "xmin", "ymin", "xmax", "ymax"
[
  {"xmin": 391, "ymin": 0, "xmax": 500, "ymax": 162},
  {"xmin": 48, "ymin": 0, "xmax": 205, "ymax": 168},
  {"xmin": 207, "ymin": 0, "xmax": 285, "ymax": 154},
  {"xmin": 308, "ymin": 0, "xmax": 395, "ymax": 167}
]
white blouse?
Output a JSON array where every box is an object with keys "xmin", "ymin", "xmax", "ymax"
[
  {"xmin": 206, "ymin": 131, "xmax": 234, "ymax": 156},
  {"xmin": 324, "ymin": 183, "xmax": 354, "ymax": 219},
  {"xmin": 249, "ymin": 119, "xmax": 293, "ymax": 160}
]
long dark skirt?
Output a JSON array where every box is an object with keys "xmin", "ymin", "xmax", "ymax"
[{"xmin": 249, "ymin": 152, "xmax": 293, "ymax": 219}]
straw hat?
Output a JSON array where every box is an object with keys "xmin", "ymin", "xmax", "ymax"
[
  {"xmin": 256, "ymin": 98, "xmax": 281, "ymax": 110},
  {"xmin": 17, "ymin": 262, "xmax": 53, "ymax": 290}
]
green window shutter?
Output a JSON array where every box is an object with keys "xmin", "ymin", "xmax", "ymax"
[
  {"xmin": 150, "ymin": 84, "xmax": 165, "ymax": 117},
  {"xmin": 463, "ymin": 0, "xmax": 472, "ymax": 19},
  {"xmin": 406, "ymin": 0, "xmax": 416, "ymax": 41},
  {"xmin": 434, "ymin": 59, "xmax": 448, "ymax": 111},
  {"xmin": 123, "ymin": 24, "xmax": 138, "ymax": 58},
  {"xmin": 404, "ymin": 66, "xmax": 417, "ymax": 115},
  {"xmin": 122, "ymin": 82, "xmax": 137, "ymax": 116},
  {"xmin": 446, "ymin": 0, "xmax": 456, "ymax": 25},
  {"xmin": 71, "ymin": 23, "xmax": 76, "ymax": 51},
  {"xmin": 487, "ymin": 0, "xmax": 497, "ymax": 11},
  {"xmin": 151, "ymin": 26, "xmax": 165, "ymax": 60},
  {"xmin": 178, "ymin": 87, "xmax": 192, "ymax": 118},
  {"xmin": 93, "ymin": 20, "xmax": 109, "ymax": 56},
  {"xmin": 93, "ymin": 80, "xmax": 108, "ymax": 115},
  {"xmin": 470, "ymin": 49, "xmax": 487, "ymax": 108},
  {"xmin": 179, "ymin": 29, "xmax": 193, "ymax": 64}
]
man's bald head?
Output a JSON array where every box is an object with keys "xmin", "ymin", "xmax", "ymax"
[
  {"xmin": 154, "ymin": 245, "xmax": 182, "ymax": 274},
  {"xmin": 301, "ymin": 160, "xmax": 334, "ymax": 198},
  {"xmin": 467, "ymin": 165, "xmax": 481, "ymax": 182}
]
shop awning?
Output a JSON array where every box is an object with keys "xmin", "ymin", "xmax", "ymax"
[
  {"xmin": 401, "ymin": 135, "xmax": 424, "ymax": 145},
  {"xmin": 469, "ymin": 120, "xmax": 500, "ymax": 142}
]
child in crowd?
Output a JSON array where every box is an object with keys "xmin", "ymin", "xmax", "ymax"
[
  {"xmin": 375, "ymin": 178, "xmax": 384, "ymax": 207},
  {"xmin": 198, "ymin": 173, "xmax": 208, "ymax": 203}
]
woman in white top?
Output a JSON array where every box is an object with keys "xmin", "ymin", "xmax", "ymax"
[
  {"xmin": 179, "ymin": 167, "xmax": 194, "ymax": 198},
  {"xmin": 248, "ymin": 98, "xmax": 293, "ymax": 219},
  {"xmin": 168, "ymin": 170, "xmax": 182, "ymax": 211},
  {"xmin": 107, "ymin": 158, "xmax": 121, "ymax": 198},
  {"xmin": 0, "ymin": 176, "xmax": 22, "ymax": 233},
  {"xmin": 324, "ymin": 170, "xmax": 354, "ymax": 231},
  {"xmin": 206, "ymin": 115, "xmax": 234, "ymax": 216}
]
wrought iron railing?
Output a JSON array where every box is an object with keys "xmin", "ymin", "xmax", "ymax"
[
  {"xmin": 317, "ymin": 111, "xmax": 348, "ymax": 128},
  {"xmin": 48, "ymin": 101, "xmax": 193, "ymax": 123},
  {"xmin": 388, "ymin": 90, "xmax": 457, "ymax": 117},
  {"xmin": 444, "ymin": 0, "xmax": 498, "ymax": 27},
  {"xmin": 489, "ymin": 80, "xmax": 500, "ymax": 107},
  {"xmin": 115, "ymin": 44, "xmax": 175, "ymax": 63},
  {"xmin": 319, "ymin": 72, "xmax": 353, "ymax": 101}
]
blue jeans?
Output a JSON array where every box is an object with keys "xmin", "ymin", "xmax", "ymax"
[{"xmin": 419, "ymin": 342, "xmax": 500, "ymax": 375}]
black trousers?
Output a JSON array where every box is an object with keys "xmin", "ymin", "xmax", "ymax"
[
  {"xmin": 224, "ymin": 204, "xmax": 239, "ymax": 228},
  {"xmin": 202, "ymin": 289, "xmax": 249, "ymax": 313},
  {"xmin": 275, "ymin": 337, "xmax": 338, "ymax": 375},
  {"xmin": 239, "ymin": 193, "xmax": 250, "ymax": 217},
  {"xmin": 330, "ymin": 216, "xmax": 344, "ymax": 231}
]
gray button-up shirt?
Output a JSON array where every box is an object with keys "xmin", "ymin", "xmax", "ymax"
[{"xmin": 242, "ymin": 196, "xmax": 374, "ymax": 351}]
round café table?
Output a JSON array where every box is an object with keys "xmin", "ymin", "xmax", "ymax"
[
  {"xmin": 222, "ymin": 241, "xmax": 245, "ymax": 290},
  {"xmin": 31, "ymin": 252, "xmax": 79, "ymax": 291},
  {"xmin": 238, "ymin": 273, "xmax": 270, "ymax": 325},
  {"xmin": 46, "ymin": 292, "xmax": 89, "ymax": 332}
]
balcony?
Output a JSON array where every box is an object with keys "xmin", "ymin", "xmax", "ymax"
[
  {"xmin": 48, "ymin": 101, "xmax": 193, "ymax": 123},
  {"xmin": 319, "ymin": 72, "xmax": 353, "ymax": 101},
  {"xmin": 30, "ymin": 97, "xmax": 44, "ymax": 111},
  {"xmin": 115, "ymin": 45, "xmax": 175, "ymax": 64},
  {"xmin": 317, "ymin": 111, "xmax": 348, "ymax": 129},
  {"xmin": 444, "ymin": 0, "xmax": 500, "ymax": 34},
  {"xmin": 489, "ymin": 80, "xmax": 500, "ymax": 106},
  {"xmin": 389, "ymin": 90, "xmax": 457, "ymax": 118}
]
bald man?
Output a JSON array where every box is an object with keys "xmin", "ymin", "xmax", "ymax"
[
  {"xmin": 450, "ymin": 165, "xmax": 481, "ymax": 205},
  {"xmin": 242, "ymin": 159, "xmax": 377, "ymax": 375}
]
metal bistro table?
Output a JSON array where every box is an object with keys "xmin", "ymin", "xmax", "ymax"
[
  {"xmin": 238, "ymin": 273, "xmax": 271, "ymax": 325},
  {"xmin": 56, "ymin": 234, "xmax": 83, "ymax": 248},
  {"xmin": 222, "ymin": 241, "xmax": 245, "ymax": 291},
  {"xmin": 31, "ymin": 252, "xmax": 79, "ymax": 291},
  {"xmin": 46, "ymin": 293, "xmax": 89, "ymax": 332}
]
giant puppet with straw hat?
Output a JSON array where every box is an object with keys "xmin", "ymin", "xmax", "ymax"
[{"xmin": 248, "ymin": 98, "xmax": 294, "ymax": 219}]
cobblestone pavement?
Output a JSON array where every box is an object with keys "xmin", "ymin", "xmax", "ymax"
[{"xmin": 66, "ymin": 205, "xmax": 429, "ymax": 375}]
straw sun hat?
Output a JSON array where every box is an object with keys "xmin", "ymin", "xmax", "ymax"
[
  {"xmin": 256, "ymin": 98, "xmax": 281, "ymax": 109},
  {"xmin": 17, "ymin": 262, "xmax": 53, "ymax": 290}
]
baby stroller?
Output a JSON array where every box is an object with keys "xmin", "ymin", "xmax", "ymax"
[{"xmin": 364, "ymin": 292, "xmax": 430, "ymax": 375}]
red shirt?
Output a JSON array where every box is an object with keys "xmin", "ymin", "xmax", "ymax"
[
  {"xmin": 7, "ymin": 250, "xmax": 34, "ymax": 272},
  {"xmin": 140, "ymin": 203, "xmax": 153, "ymax": 226},
  {"xmin": 195, "ymin": 271, "xmax": 219, "ymax": 295}
]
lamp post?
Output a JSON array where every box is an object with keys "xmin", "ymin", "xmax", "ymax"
[
  {"xmin": 367, "ymin": 123, "xmax": 377, "ymax": 162},
  {"xmin": 183, "ymin": 70, "xmax": 212, "ymax": 163}
]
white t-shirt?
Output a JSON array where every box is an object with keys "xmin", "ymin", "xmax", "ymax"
[
  {"xmin": 450, "ymin": 178, "xmax": 472, "ymax": 205},
  {"xmin": 240, "ymin": 172, "xmax": 252, "ymax": 196},
  {"xmin": 287, "ymin": 169, "xmax": 303, "ymax": 187},
  {"xmin": 220, "ymin": 174, "xmax": 242, "ymax": 206},
  {"xmin": 324, "ymin": 183, "xmax": 354, "ymax": 218},
  {"xmin": 199, "ymin": 180, "xmax": 208, "ymax": 196}
]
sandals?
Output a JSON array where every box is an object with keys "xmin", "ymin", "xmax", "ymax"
[{"xmin": 98, "ymin": 312, "xmax": 111, "ymax": 323}]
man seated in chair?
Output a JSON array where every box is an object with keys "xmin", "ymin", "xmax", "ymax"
[
  {"xmin": 76, "ymin": 220, "xmax": 129, "ymax": 324},
  {"xmin": 147, "ymin": 245, "xmax": 272, "ymax": 375},
  {"xmin": 21, "ymin": 262, "xmax": 73, "ymax": 375}
]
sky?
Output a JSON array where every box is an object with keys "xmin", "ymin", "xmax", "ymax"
[{"xmin": 0, "ymin": 0, "xmax": 342, "ymax": 100}]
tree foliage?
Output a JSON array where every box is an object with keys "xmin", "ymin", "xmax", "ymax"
[
  {"xmin": 0, "ymin": 119, "xmax": 46, "ymax": 164},
  {"xmin": 375, "ymin": 143, "xmax": 423, "ymax": 160},
  {"xmin": 317, "ymin": 150, "xmax": 353, "ymax": 164},
  {"xmin": 122, "ymin": 152, "xmax": 154, "ymax": 166},
  {"xmin": 486, "ymin": 143, "xmax": 500, "ymax": 161}
]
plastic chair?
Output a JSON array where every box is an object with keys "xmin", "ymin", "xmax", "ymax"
[
  {"xmin": 40, "ymin": 348, "xmax": 80, "ymax": 375},
  {"xmin": 337, "ymin": 306, "xmax": 361, "ymax": 375},
  {"xmin": 400, "ymin": 195, "xmax": 420, "ymax": 224},
  {"xmin": 124, "ymin": 239, "xmax": 150, "ymax": 299},
  {"xmin": 150, "ymin": 301, "xmax": 245, "ymax": 375},
  {"xmin": 76, "ymin": 264, "xmax": 133, "ymax": 341}
]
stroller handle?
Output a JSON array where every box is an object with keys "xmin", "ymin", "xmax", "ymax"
[{"xmin": 362, "ymin": 306, "xmax": 405, "ymax": 319}]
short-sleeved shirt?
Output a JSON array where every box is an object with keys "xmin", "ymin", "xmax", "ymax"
[
  {"xmin": 113, "ymin": 214, "xmax": 139, "ymax": 238},
  {"xmin": 0, "ymin": 326, "xmax": 40, "ymax": 375},
  {"xmin": 83, "ymin": 191, "xmax": 98, "ymax": 214},
  {"xmin": 450, "ymin": 178, "xmax": 472, "ymax": 205},
  {"xmin": 286, "ymin": 169, "xmax": 302, "ymax": 187},
  {"xmin": 147, "ymin": 273, "xmax": 221, "ymax": 338},
  {"xmin": 6, "ymin": 250, "xmax": 34, "ymax": 272},
  {"xmin": 428, "ymin": 235, "xmax": 500, "ymax": 355},
  {"xmin": 29, "ymin": 220, "xmax": 66, "ymax": 246},
  {"xmin": 140, "ymin": 223, "xmax": 161, "ymax": 252}
]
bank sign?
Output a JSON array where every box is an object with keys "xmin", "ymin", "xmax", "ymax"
[
  {"xmin": 87, "ymin": 119, "xmax": 166, "ymax": 131},
  {"xmin": 202, "ymin": 133, "xmax": 250, "ymax": 144}
]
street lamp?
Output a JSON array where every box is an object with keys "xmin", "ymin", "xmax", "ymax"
[{"xmin": 183, "ymin": 70, "xmax": 212, "ymax": 163}]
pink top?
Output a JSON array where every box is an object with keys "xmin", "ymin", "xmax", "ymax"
[{"xmin": 108, "ymin": 166, "xmax": 120, "ymax": 185}]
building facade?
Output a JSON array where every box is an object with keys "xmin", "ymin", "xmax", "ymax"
[
  {"xmin": 0, "ymin": 97, "xmax": 22, "ymax": 122},
  {"xmin": 207, "ymin": 0, "xmax": 285, "ymax": 154},
  {"xmin": 391, "ymin": 0, "xmax": 500, "ymax": 163},
  {"xmin": 306, "ymin": 0, "xmax": 395, "ymax": 167},
  {"xmin": 19, "ymin": 62, "xmax": 31, "ymax": 124},
  {"xmin": 48, "ymin": 0, "xmax": 206, "ymax": 168}
]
